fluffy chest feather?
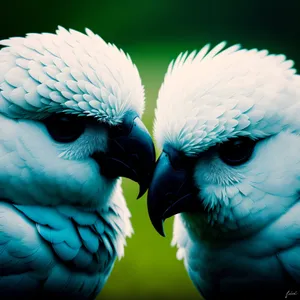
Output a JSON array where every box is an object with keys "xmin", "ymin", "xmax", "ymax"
[
  {"xmin": 173, "ymin": 200, "xmax": 300, "ymax": 298},
  {"xmin": 15, "ymin": 204, "xmax": 122, "ymax": 273},
  {"xmin": 0, "ymin": 201, "xmax": 132, "ymax": 298}
]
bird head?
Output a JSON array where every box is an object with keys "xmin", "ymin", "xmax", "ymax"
[
  {"xmin": 148, "ymin": 42, "xmax": 300, "ymax": 237},
  {"xmin": 0, "ymin": 27, "xmax": 155, "ymax": 208}
]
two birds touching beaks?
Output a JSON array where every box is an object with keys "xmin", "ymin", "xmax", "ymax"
[{"xmin": 1, "ymin": 26, "xmax": 300, "ymax": 299}]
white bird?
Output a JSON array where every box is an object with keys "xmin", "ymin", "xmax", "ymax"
[
  {"xmin": 147, "ymin": 42, "xmax": 300, "ymax": 299},
  {"xmin": 0, "ymin": 27, "xmax": 155, "ymax": 299}
]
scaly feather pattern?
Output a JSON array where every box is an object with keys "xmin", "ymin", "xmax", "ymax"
[
  {"xmin": 0, "ymin": 180, "xmax": 132, "ymax": 298},
  {"xmin": 0, "ymin": 27, "xmax": 144, "ymax": 125},
  {"xmin": 154, "ymin": 42, "xmax": 300, "ymax": 156}
]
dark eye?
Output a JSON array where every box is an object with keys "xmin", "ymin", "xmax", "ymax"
[
  {"xmin": 218, "ymin": 137, "xmax": 256, "ymax": 166},
  {"xmin": 43, "ymin": 114, "xmax": 85, "ymax": 143}
]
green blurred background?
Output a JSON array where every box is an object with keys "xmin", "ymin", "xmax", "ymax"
[{"xmin": 1, "ymin": 0, "xmax": 299, "ymax": 299}]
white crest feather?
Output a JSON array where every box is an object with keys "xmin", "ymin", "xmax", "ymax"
[
  {"xmin": 154, "ymin": 42, "xmax": 300, "ymax": 155},
  {"xmin": 0, "ymin": 27, "xmax": 145, "ymax": 125}
]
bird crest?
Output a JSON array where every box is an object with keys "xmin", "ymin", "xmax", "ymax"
[
  {"xmin": 154, "ymin": 42, "xmax": 300, "ymax": 156},
  {"xmin": 0, "ymin": 26, "xmax": 145, "ymax": 125}
]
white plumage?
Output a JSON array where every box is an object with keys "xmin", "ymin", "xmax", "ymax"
[
  {"xmin": 0, "ymin": 27, "xmax": 149, "ymax": 298},
  {"xmin": 0, "ymin": 26, "xmax": 144, "ymax": 124},
  {"xmin": 152, "ymin": 42, "xmax": 300, "ymax": 298},
  {"xmin": 155, "ymin": 42, "xmax": 300, "ymax": 155}
]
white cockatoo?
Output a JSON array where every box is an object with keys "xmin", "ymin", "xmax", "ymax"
[
  {"xmin": 0, "ymin": 27, "xmax": 155, "ymax": 299},
  {"xmin": 147, "ymin": 42, "xmax": 300, "ymax": 299}
]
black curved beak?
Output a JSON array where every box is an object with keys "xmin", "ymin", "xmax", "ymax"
[
  {"xmin": 92, "ymin": 113, "xmax": 155, "ymax": 199},
  {"xmin": 147, "ymin": 150, "xmax": 198, "ymax": 236}
]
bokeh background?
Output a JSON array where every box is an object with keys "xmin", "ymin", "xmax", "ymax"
[{"xmin": 1, "ymin": 0, "xmax": 300, "ymax": 299}]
